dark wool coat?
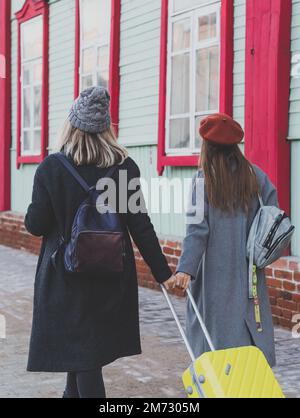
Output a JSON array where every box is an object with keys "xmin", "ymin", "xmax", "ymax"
[
  {"xmin": 25, "ymin": 154, "xmax": 172, "ymax": 372},
  {"xmin": 177, "ymin": 165, "xmax": 278, "ymax": 367}
]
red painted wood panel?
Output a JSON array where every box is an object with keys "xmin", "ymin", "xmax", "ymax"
[
  {"xmin": 0, "ymin": 0, "xmax": 11, "ymax": 211},
  {"xmin": 109, "ymin": 0, "xmax": 121, "ymax": 135},
  {"xmin": 245, "ymin": 0, "xmax": 291, "ymax": 214}
]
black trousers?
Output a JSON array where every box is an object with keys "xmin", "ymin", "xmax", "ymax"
[{"xmin": 64, "ymin": 369, "xmax": 106, "ymax": 398}]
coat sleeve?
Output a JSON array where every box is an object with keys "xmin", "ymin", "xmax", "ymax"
[
  {"xmin": 261, "ymin": 173, "xmax": 279, "ymax": 208},
  {"xmin": 126, "ymin": 164, "xmax": 172, "ymax": 284},
  {"xmin": 176, "ymin": 174, "xmax": 209, "ymax": 279},
  {"xmin": 25, "ymin": 167, "xmax": 55, "ymax": 237}
]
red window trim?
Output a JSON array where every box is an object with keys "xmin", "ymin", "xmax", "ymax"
[
  {"xmin": 15, "ymin": 0, "xmax": 49, "ymax": 169},
  {"xmin": 0, "ymin": 0, "xmax": 11, "ymax": 210},
  {"xmin": 157, "ymin": 0, "xmax": 234, "ymax": 175},
  {"xmin": 74, "ymin": 0, "xmax": 121, "ymax": 135},
  {"xmin": 244, "ymin": 0, "xmax": 291, "ymax": 215}
]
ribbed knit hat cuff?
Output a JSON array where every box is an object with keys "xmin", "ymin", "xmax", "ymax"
[{"xmin": 68, "ymin": 111, "xmax": 111, "ymax": 134}]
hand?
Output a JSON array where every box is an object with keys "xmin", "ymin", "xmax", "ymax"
[
  {"xmin": 164, "ymin": 275, "xmax": 177, "ymax": 290},
  {"xmin": 175, "ymin": 272, "xmax": 191, "ymax": 291}
]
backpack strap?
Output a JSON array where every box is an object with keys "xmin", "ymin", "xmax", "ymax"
[
  {"xmin": 105, "ymin": 165, "xmax": 118, "ymax": 180},
  {"xmin": 54, "ymin": 153, "xmax": 118, "ymax": 192},
  {"xmin": 258, "ymin": 193, "xmax": 264, "ymax": 207},
  {"xmin": 55, "ymin": 153, "xmax": 91, "ymax": 193},
  {"xmin": 248, "ymin": 208, "xmax": 261, "ymax": 299}
]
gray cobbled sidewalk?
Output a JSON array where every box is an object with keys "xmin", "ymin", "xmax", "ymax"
[{"xmin": 0, "ymin": 244, "xmax": 299, "ymax": 398}]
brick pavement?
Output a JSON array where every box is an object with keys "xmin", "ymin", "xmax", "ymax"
[{"xmin": 0, "ymin": 245, "xmax": 299, "ymax": 398}]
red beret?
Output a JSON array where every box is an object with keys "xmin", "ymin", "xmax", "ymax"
[{"xmin": 199, "ymin": 113, "xmax": 244, "ymax": 145}]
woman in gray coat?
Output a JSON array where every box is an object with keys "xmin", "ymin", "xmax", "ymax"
[{"xmin": 176, "ymin": 113, "xmax": 278, "ymax": 367}]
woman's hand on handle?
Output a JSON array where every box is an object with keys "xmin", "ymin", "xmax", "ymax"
[
  {"xmin": 175, "ymin": 272, "xmax": 191, "ymax": 291},
  {"xmin": 164, "ymin": 275, "xmax": 177, "ymax": 290}
]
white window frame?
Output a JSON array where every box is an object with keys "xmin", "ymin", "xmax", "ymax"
[
  {"xmin": 166, "ymin": 0, "xmax": 221, "ymax": 155},
  {"xmin": 20, "ymin": 16, "xmax": 43, "ymax": 157},
  {"xmin": 79, "ymin": 0, "xmax": 111, "ymax": 92}
]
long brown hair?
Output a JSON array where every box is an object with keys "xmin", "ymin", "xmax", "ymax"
[{"xmin": 200, "ymin": 141, "xmax": 259, "ymax": 214}]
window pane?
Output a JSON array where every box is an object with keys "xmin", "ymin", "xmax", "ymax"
[
  {"xmin": 22, "ymin": 66, "xmax": 30, "ymax": 85},
  {"xmin": 172, "ymin": 19, "xmax": 191, "ymax": 52},
  {"xmin": 195, "ymin": 116, "xmax": 205, "ymax": 149},
  {"xmin": 169, "ymin": 118, "xmax": 190, "ymax": 149},
  {"xmin": 23, "ymin": 88, "xmax": 31, "ymax": 129},
  {"xmin": 97, "ymin": 72, "xmax": 108, "ymax": 89},
  {"xmin": 34, "ymin": 86, "xmax": 41, "ymax": 128},
  {"xmin": 82, "ymin": 48, "xmax": 94, "ymax": 74},
  {"xmin": 97, "ymin": 46, "xmax": 110, "ymax": 71},
  {"xmin": 81, "ymin": 75, "xmax": 93, "ymax": 90},
  {"xmin": 198, "ymin": 12, "xmax": 217, "ymax": 41},
  {"xmin": 81, "ymin": 0, "xmax": 111, "ymax": 44},
  {"xmin": 171, "ymin": 54, "xmax": 190, "ymax": 115},
  {"xmin": 23, "ymin": 131, "xmax": 31, "ymax": 152},
  {"xmin": 33, "ymin": 130, "xmax": 41, "ymax": 153},
  {"xmin": 173, "ymin": 0, "xmax": 208, "ymax": 13},
  {"xmin": 196, "ymin": 46, "xmax": 219, "ymax": 112},
  {"xmin": 22, "ymin": 17, "xmax": 43, "ymax": 61},
  {"xmin": 33, "ymin": 62, "xmax": 42, "ymax": 83}
]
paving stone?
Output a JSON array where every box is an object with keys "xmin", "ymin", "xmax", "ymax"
[{"xmin": 0, "ymin": 245, "xmax": 299, "ymax": 398}]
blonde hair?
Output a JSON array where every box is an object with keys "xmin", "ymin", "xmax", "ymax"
[{"xmin": 58, "ymin": 120, "xmax": 128, "ymax": 168}]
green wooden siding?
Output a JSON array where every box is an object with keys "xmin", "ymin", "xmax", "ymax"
[
  {"xmin": 289, "ymin": 0, "xmax": 300, "ymax": 140},
  {"xmin": 128, "ymin": 146, "xmax": 195, "ymax": 239},
  {"xmin": 118, "ymin": 0, "xmax": 161, "ymax": 147},
  {"xmin": 291, "ymin": 142, "xmax": 300, "ymax": 256},
  {"xmin": 10, "ymin": 0, "xmax": 25, "ymax": 17},
  {"xmin": 48, "ymin": 0, "xmax": 75, "ymax": 151}
]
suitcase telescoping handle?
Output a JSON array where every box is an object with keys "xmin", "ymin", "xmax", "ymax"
[{"xmin": 160, "ymin": 285, "xmax": 215, "ymax": 361}]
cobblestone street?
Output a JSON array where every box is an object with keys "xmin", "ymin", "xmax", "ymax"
[{"xmin": 0, "ymin": 244, "xmax": 299, "ymax": 398}]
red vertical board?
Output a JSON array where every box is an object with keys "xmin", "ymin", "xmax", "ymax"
[
  {"xmin": 0, "ymin": 0, "xmax": 11, "ymax": 211},
  {"xmin": 245, "ymin": 0, "xmax": 291, "ymax": 214}
]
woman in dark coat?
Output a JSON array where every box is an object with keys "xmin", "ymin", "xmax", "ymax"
[{"xmin": 25, "ymin": 86, "xmax": 175, "ymax": 398}]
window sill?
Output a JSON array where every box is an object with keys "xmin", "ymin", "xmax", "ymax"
[
  {"xmin": 158, "ymin": 155, "xmax": 199, "ymax": 174},
  {"xmin": 17, "ymin": 155, "xmax": 43, "ymax": 168}
]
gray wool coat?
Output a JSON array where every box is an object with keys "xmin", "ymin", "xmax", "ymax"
[{"xmin": 177, "ymin": 165, "xmax": 278, "ymax": 367}]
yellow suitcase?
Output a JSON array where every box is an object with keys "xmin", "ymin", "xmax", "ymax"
[{"xmin": 161, "ymin": 285, "xmax": 285, "ymax": 399}]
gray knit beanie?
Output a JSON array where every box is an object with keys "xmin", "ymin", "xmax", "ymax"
[{"xmin": 68, "ymin": 86, "xmax": 111, "ymax": 134}]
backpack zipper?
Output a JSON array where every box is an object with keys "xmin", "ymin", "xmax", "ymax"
[
  {"xmin": 264, "ymin": 226, "xmax": 295, "ymax": 259},
  {"xmin": 262, "ymin": 213, "xmax": 286, "ymax": 249}
]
